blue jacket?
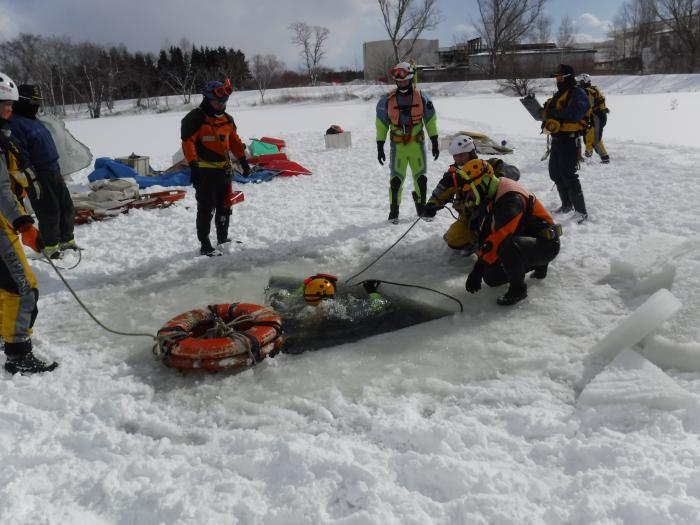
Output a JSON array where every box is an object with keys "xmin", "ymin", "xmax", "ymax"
[{"xmin": 7, "ymin": 114, "xmax": 60, "ymax": 172}]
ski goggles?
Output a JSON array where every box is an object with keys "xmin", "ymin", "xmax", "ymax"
[
  {"xmin": 214, "ymin": 78, "xmax": 233, "ymax": 98},
  {"xmin": 390, "ymin": 67, "xmax": 412, "ymax": 80}
]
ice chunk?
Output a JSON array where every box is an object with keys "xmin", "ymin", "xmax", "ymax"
[
  {"xmin": 578, "ymin": 349, "xmax": 697, "ymax": 410},
  {"xmin": 579, "ymin": 289, "xmax": 682, "ymax": 389},
  {"xmin": 640, "ymin": 335, "xmax": 700, "ymax": 373}
]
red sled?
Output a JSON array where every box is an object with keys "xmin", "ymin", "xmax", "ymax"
[
  {"xmin": 248, "ymin": 153, "xmax": 288, "ymax": 164},
  {"xmin": 255, "ymin": 159, "xmax": 311, "ymax": 176},
  {"xmin": 129, "ymin": 190, "xmax": 186, "ymax": 210},
  {"xmin": 259, "ymin": 136, "xmax": 286, "ymax": 149},
  {"xmin": 225, "ymin": 188, "xmax": 245, "ymax": 208}
]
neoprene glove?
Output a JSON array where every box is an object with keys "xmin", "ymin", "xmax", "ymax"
[
  {"xmin": 377, "ymin": 141, "xmax": 386, "ymax": 165},
  {"xmin": 237, "ymin": 157, "xmax": 251, "ymax": 177},
  {"xmin": 188, "ymin": 161, "xmax": 201, "ymax": 187},
  {"xmin": 421, "ymin": 201, "xmax": 440, "ymax": 219},
  {"xmin": 430, "ymin": 136, "xmax": 440, "ymax": 160},
  {"xmin": 465, "ymin": 261, "xmax": 484, "ymax": 294},
  {"xmin": 362, "ymin": 280, "xmax": 381, "ymax": 294},
  {"xmin": 18, "ymin": 223, "xmax": 43, "ymax": 253}
]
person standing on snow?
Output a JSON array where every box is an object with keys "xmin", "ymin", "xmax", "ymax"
[
  {"xmin": 578, "ymin": 73, "xmax": 610, "ymax": 164},
  {"xmin": 541, "ymin": 64, "xmax": 590, "ymax": 223},
  {"xmin": 375, "ymin": 62, "xmax": 439, "ymax": 224},
  {"xmin": 8, "ymin": 84, "xmax": 78, "ymax": 260},
  {"xmin": 181, "ymin": 78, "xmax": 250, "ymax": 257},
  {"xmin": 460, "ymin": 159, "xmax": 561, "ymax": 306},
  {"xmin": 0, "ymin": 72, "xmax": 58, "ymax": 374},
  {"xmin": 421, "ymin": 134, "xmax": 520, "ymax": 254}
]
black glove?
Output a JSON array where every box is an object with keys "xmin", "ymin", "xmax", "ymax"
[
  {"xmin": 237, "ymin": 157, "xmax": 251, "ymax": 177},
  {"xmin": 362, "ymin": 280, "xmax": 381, "ymax": 294},
  {"xmin": 430, "ymin": 136, "xmax": 439, "ymax": 160},
  {"xmin": 377, "ymin": 141, "xmax": 386, "ymax": 165},
  {"xmin": 465, "ymin": 261, "xmax": 484, "ymax": 294},
  {"xmin": 188, "ymin": 161, "xmax": 201, "ymax": 187},
  {"xmin": 421, "ymin": 201, "xmax": 440, "ymax": 218}
]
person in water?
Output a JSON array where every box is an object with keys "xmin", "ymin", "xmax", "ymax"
[{"xmin": 265, "ymin": 273, "xmax": 448, "ymax": 354}]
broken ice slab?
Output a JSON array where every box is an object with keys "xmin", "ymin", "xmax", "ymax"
[
  {"xmin": 578, "ymin": 288, "xmax": 682, "ymax": 390},
  {"xmin": 578, "ymin": 348, "xmax": 697, "ymax": 411}
]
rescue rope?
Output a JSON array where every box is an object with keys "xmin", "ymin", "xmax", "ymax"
[
  {"xmin": 33, "ymin": 249, "xmax": 83, "ymax": 270},
  {"xmin": 359, "ymin": 279, "xmax": 464, "ymax": 313},
  {"xmin": 44, "ymin": 255, "xmax": 157, "ymax": 341},
  {"xmin": 344, "ymin": 217, "xmax": 422, "ymax": 285}
]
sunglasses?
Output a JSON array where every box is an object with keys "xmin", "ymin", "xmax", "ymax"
[
  {"xmin": 213, "ymin": 78, "xmax": 233, "ymax": 99},
  {"xmin": 554, "ymin": 74, "xmax": 570, "ymax": 81}
]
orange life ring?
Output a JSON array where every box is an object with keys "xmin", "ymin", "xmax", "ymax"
[{"xmin": 156, "ymin": 303, "xmax": 285, "ymax": 371}]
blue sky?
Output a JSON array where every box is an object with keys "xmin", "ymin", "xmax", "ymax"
[
  {"xmin": 432, "ymin": 0, "xmax": 620, "ymax": 46},
  {"xmin": 1, "ymin": 0, "xmax": 624, "ymax": 71}
]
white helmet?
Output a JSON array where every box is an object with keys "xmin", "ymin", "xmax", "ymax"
[
  {"xmin": 0, "ymin": 72, "xmax": 19, "ymax": 102},
  {"xmin": 448, "ymin": 134, "xmax": 476, "ymax": 156},
  {"xmin": 391, "ymin": 62, "xmax": 415, "ymax": 81},
  {"xmin": 578, "ymin": 73, "xmax": 591, "ymax": 84}
]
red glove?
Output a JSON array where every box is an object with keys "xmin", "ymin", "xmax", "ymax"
[{"xmin": 19, "ymin": 224, "xmax": 43, "ymax": 253}]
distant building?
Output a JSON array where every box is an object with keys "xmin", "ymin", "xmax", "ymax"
[
  {"xmin": 424, "ymin": 39, "xmax": 597, "ymax": 81},
  {"xmin": 362, "ymin": 39, "xmax": 439, "ymax": 81}
]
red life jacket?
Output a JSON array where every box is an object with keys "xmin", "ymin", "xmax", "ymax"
[{"xmin": 387, "ymin": 89, "xmax": 425, "ymax": 144}]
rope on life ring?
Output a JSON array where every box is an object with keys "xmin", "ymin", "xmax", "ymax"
[{"xmin": 155, "ymin": 303, "xmax": 285, "ymax": 371}]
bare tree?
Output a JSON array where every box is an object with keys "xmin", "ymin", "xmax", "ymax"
[
  {"xmin": 161, "ymin": 38, "xmax": 198, "ymax": 104},
  {"xmin": 289, "ymin": 22, "xmax": 330, "ymax": 85},
  {"xmin": 655, "ymin": 0, "xmax": 700, "ymax": 71},
  {"xmin": 474, "ymin": 0, "xmax": 548, "ymax": 78},
  {"xmin": 557, "ymin": 15, "xmax": 576, "ymax": 47},
  {"xmin": 251, "ymin": 54, "xmax": 283, "ymax": 104},
  {"xmin": 377, "ymin": 0, "xmax": 441, "ymax": 64},
  {"xmin": 532, "ymin": 13, "xmax": 553, "ymax": 43}
]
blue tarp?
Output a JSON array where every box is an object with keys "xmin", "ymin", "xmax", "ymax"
[
  {"xmin": 233, "ymin": 169, "xmax": 279, "ymax": 184},
  {"xmin": 88, "ymin": 157, "xmax": 191, "ymax": 188}
]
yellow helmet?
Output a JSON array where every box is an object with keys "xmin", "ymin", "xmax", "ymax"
[
  {"xmin": 456, "ymin": 159, "xmax": 496, "ymax": 206},
  {"xmin": 303, "ymin": 274, "xmax": 338, "ymax": 305}
]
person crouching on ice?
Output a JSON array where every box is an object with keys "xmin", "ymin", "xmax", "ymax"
[
  {"xmin": 421, "ymin": 134, "xmax": 520, "ymax": 255},
  {"xmin": 459, "ymin": 160, "xmax": 561, "ymax": 306}
]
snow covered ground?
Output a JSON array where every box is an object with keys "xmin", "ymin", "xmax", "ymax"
[{"xmin": 1, "ymin": 75, "xmax": 700, "ymax": 524}]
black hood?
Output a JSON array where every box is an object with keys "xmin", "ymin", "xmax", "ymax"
[{"xmin": 12, "ymin": 98, "xmax": 39, "ymax": 119}]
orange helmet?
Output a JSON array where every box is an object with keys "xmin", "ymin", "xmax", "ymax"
[
  {"xmin": 303, "ymin": 274, "xmax": 338, "ymax": 305},
  {"xmin": 456, "ymin": 159, "xmax": 496, "ymax": 206}
]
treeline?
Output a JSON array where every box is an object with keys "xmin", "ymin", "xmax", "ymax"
[
  {"xmin": 609, "ymin": 0, "xmax": 700, "ymax": 73},
  {"xmin": 0, "ymin": 33, "xmax": 363, "ymax": 118}
]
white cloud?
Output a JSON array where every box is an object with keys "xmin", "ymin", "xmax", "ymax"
[{"xmin": 579, "ymin": 13, "xmax": 612, "ymax": 32}]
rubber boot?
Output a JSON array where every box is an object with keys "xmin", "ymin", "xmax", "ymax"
[
  {"xmin": 413, "ymin": 175, "xmax": 427, "ymax": 217},
  {"xmin": 496, "ymin": 284, "xmax": 528, "ymax": 306},
  {"xmin": 389, "ymin": 177, "xmax": 401, "ymax": 224},
  {"xmin": 215, "ymin": 209, "xmax": 232, "ymax": 245},
  {"xmin": 4, "ymin": 341, "xmax": 58, "ymax": 375},
  {"xmin": 555, "ymin": 184, "xmax": 572, "ymax": 214},
  {"xmin": 568, "ymin": 180, "xmax": 588, "ymax": 220}
]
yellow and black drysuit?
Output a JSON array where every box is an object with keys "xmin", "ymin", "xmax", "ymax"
[
  {"xmin": 582, "ymin": 83, "xmax": 610, "ymax": 162},
  {"xmin": 376, "ymin": 85, "xmax": 438, "ymax": 218},
  {"xmin": 181, "ymin": 98, "xmax": 248, "ymax": 251},
  {"xmin": 466, "ymin": 177, "xmax": 560, "ymax": 305},
  {"xmin": 542, "ymin": 76, "xmax": 590, "ymax": 214},
  {"xmin": 423, "ymin": 158, "xmax": 520, "ymax": 250},
  {"xmin": 0, "ymin": 134, "xmax": 39, "ymax": 359}
]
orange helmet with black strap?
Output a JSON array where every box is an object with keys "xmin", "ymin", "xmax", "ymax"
[
  {"xmin": 454, "ymin": 159, "xmax": 498, "ymax": 207},
  {"xmin": 303, "ymin": 273, "xmax": 338, "ymax": 305}
]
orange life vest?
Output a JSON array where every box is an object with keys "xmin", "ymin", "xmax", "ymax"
[
  {"xmin": 387, "ymin": 89, "xmax": 425, "ymax": 144},
  {"xmin": 479, "ymin": 178, "xmax": 554, "ymax": 264}
]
